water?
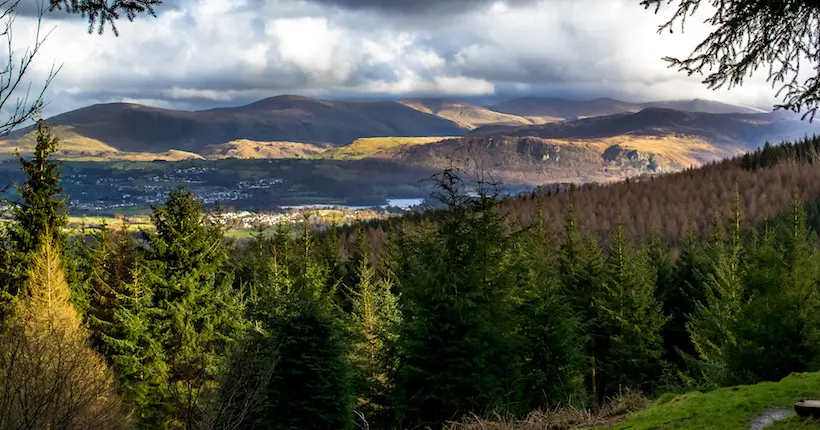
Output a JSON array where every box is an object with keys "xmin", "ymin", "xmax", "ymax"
[{"xmin": 280, "ymin": 197, "xmax": 425, "ymax": 211}]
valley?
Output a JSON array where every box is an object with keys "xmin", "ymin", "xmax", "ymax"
[{"xmin": 3, "ymin": 95, "xmax": 817, "ymax": 216}]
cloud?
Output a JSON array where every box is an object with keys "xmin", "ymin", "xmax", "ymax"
[{"xmin": 0, "ymin": 0, "xmax": 787, "ymax": 120}]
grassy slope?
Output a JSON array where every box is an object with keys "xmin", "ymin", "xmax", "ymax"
[
  {"xmin": 0, "ymin": 125, "xmax": 119, "ymax": 154},
  {"xmin": 603, "ymin": 373, "xmax": 820, "ymax": 430},
  {"xmin": 200, "ymin": 139, "xmax": 330, "ymax": 159},
  {"xmin": 318, "ymin": 136, "xmax": 450, "ymax": 160},
  {"xmin": 399, "ymin": 99, "xmax": 536, "ymax": 129}
]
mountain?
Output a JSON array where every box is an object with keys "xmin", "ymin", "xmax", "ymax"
[
  {"xmin": 469, "ymin": 108, "xmax": 820, "ymax": 151},
  {"xmin": 398, "ymin": 98, "xmax": 538, "ymax": 129},
  {"xmin": 640, "ymin": 99, "xmax": 765, "ymax": 114},
  {"xmin": 394, "ymin": 108, "xmax": 820, "ymax": 185},
  {"xmin": 9, "ymin": 95, "xmax": 469, "ymax": 153},
  {"xmin": 488, "ymin": 97, "xmax": 765, "ymax": 120}
]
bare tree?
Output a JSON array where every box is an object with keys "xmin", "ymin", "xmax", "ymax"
[
  {"xmin": 642, "ymin": 0, "xmax": 820, "ymax": 120},
  {"xmin": 0, "ymin": 1, "xmax": 58, "ymax": 137}
]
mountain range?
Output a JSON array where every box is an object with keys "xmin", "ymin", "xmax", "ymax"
[
  {"xmin": 2, "ymin": 95, "xmax": 817, "ymax": 185},
  {"xmin": 4, "ymin": 95, "xmax": 777, "ymax": 155}
]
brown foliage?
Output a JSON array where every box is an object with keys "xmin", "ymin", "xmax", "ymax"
[
  {"xmin": 0, "ymin": 236, "xmax": 126, "ymax": 430},
  {"xmin": 503, "ymin": 157, "xmax": 820, "ymax": 244},
  {"xmin": 444, "ymin": 392, "xmax": 648, "ymax": 430}
]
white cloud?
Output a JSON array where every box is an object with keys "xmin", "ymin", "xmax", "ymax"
[{"xmin": 0, "ymin": 0, "xmax": 789, "ymax": 117}]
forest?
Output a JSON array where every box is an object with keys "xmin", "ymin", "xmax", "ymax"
[{"xmin": 2, "ymin": 121, "xmax": 820, "ymax": 430}]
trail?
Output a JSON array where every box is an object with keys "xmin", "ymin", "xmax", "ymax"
[{"xmin": 748, "ymin": 408, "xmax": 793, "ymax": 430}]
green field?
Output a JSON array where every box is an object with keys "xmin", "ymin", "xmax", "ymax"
[{"xmin": 602, "ymin": 373, "xmax": 820, "ymax": 429}]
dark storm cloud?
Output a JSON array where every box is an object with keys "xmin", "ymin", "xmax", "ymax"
[{"xmin": 15, "ymin": 0, "xmax": 778, "ymax": 118}]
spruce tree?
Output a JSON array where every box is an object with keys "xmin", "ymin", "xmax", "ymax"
[
  {"xmin": 661, "ymin": 225, "xmax": 708, "ymax": 367},
  {"xmin": 686, "ymin": 191, "xmax": 746, "ymax": 387},
  {"xmin": 392, "ymin": 170, "xmax": 520, "ymax": 428},
  {"xmin": 253, "ymin": 218, "xmax": 354, "ymax": 430},
  {"xmin": 1, "ymin": 120, "xmax": 67, "ymax": 310},
  {"xmin": 140, "ymin": 186, "xmax": 246, "ymax": 428},
  {"xmin": 517, "ymin": 203, "xmax": 585, "ymax": 409},
  {"xmin": 347, "ymin": 226, "xmax": 400, "ymax": 428},
  {"xmin": 599, "ymin": 219, "xmax": 666, "ymax": 396}
]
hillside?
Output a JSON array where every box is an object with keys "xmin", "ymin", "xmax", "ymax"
[
  {"xmin": 469, "ymin": 108, "xmax": 820, "ymax": 151},
  {"xmin": 9, "ymin": 95, "xmax": 469, "ymax": 153},
  {"xmin": 389, "ymin": 108, "xmax": 818, "ymax": 186},
  {"xmin": 489, "ymin": 97, "xmax": 766, "ymax": 120},
  {"xmin": 603, "ymin": 373, "xmax": 820, "ymax": 430},
  {"xmin": 398, "ymin": 98, "xmax": 541, "ymax": 129},
  {"xmin": 318, "ymin": 136, "xmax": 450, "ymax": 160},
  {"xmin": 200, "ymin": 139, "xmax": 330, "ymax": 159}
]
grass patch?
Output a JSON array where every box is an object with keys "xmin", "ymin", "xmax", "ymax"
[
  {"xmin": 602, "ymin": 372, "xmax": 820, "ymax": 430},
  {"xmin": 319, "ymin": 136, "xmax": 450, "ymax": 160}
]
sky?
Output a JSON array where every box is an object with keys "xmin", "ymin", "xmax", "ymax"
[{"xmin": 8, "ymin": 0, "xmax": 785, "ymax": 117}]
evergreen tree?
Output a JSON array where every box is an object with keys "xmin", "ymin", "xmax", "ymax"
[
  {"xmin": 392, "ymin": 170, "xmax": 520, "ymax": 428},
  {"xmin": 347, "ymin": 226, "xmax": 400, "ymax": 428},
  {"xmin": 599, "ymin": 220, "xmax": 666, "ymax": 396},
  {"xmin": 517, "ymin": 203, "xmax": 585, "ymax": 409},
  {"xmin": 0, "ymin": 234, "xmax": 125, "ymax": 429},
  {"xmin": 686, "ymin": 190, "xmax": 746, "ymax": 387},
  {"xmin": 252, "ymin": 218, "xmax": 354, "ymax": 430},
  {"xmin": 140, "ymin": 186, "xmax": 246, "ymax": 428},
  {"xmin": 1, "ymin": 121, "xmax": 68, "ymax": 310},
  {"xmin": 662, "ymin": 226, "xmax": 709, "ymax": 367}
]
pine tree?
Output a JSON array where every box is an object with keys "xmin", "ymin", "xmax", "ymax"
[
  {"xmin": 0, "ymin": 234, "xmax": 125, "ymax": 429},
  {"xmin": 392, "ymin": 170, "xmax": 520, "ymax": 428},
  {"xmin": 599, "ymin": 219, "xmax": 666, "ymax": 396},
  {"xmin": 140, "ymin": 186, "xmax": 246, "ymax": 428}
]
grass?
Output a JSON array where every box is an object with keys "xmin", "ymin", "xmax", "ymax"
[
  {"xmin": 601, "ymin": 372, "xmax": 820, "ymax": 430},
  {"xmin": 200, "ymin": 139, "xmax": 330, "ymax": 159},
  {"xmin": 318, "ymin": 136, "xmax": 451, "ymax": 160}
]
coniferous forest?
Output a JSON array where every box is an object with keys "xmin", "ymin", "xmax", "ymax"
[{"xmin": 4, "ymin": 122, "xmax": 820, "ymax": 429}]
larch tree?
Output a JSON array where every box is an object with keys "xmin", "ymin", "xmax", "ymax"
[{"xmin": 0, "ymin": 234, "xmax": 125, "ymax": 430}]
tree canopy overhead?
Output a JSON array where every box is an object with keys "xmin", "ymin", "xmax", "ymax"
[
  {"xmin": 643, "ymin": 0, "xmax": 820, "ymax": 120},
  {"xmin": 46, "ymin": 0, "xmax": 162, "ymax": 35}
]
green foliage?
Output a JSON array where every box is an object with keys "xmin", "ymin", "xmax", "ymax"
[
  {"xmin": 249, "ymin": 221, "xmax": 355, "ymax": 430},
  {"xmin": 137, "ymin": 185, "xmax": 247, "ymax": 428},
  {"xmin": 347, "ymin": 226, "xmax": 400, "ymax": 428},
  {"xmin": 516, "ymin": 204, "xmax": 586, "ymax": 409},
  {"xmin": 599, "ymin": 220, "xmax": 666, "ymax": 395},
  {"xmin": 392, "ymin": 170, "xmax": 521, "ymax": 428},
  {"xmin": 1, "ymin": 121, "xmax": 68, "ymax": 310}
]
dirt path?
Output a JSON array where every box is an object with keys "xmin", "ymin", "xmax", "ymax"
[{"xmin": 748, "ymin": 408, "xmax": 794, "ymax": 430}]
